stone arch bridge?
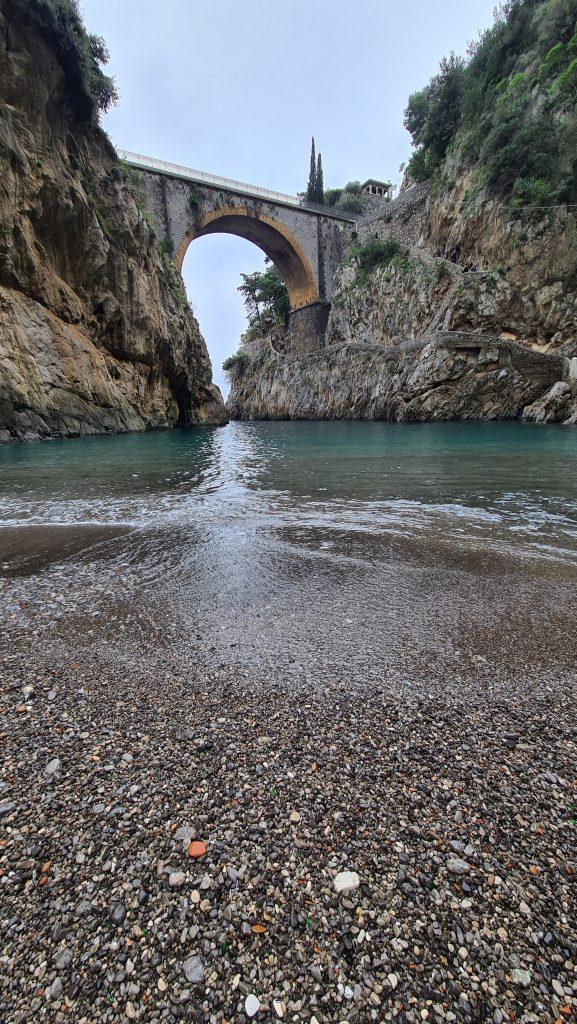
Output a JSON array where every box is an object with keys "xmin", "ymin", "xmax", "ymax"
[{"xmin": 118, "ymin": 151, "xmax": 357, "ymax": 353}]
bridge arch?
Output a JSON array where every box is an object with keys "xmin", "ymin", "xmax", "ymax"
[{"xmin": 175, "ymin": 207, "xmax": 320, "ymax": 310}]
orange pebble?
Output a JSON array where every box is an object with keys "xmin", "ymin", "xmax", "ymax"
[{"xmin": 187, "ymin": 840, "xmax": 207, "ymax": 859}]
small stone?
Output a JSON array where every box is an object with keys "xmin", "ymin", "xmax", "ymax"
[
  {"xmin": 109, "ymin": 902, "xmax": 127, "ymax": 925},
  {"xmin": 334, "ymin": 870, "xmax": 360, "ymax": 894},
  {"xmin": 169, "ymin": 871, "xmax": 185, "ymax": 887},
  {"xmin": 511, "ymin": 968, "xmax": 531, "ymax": 988},
  {"xmin": 49, "ymin": 977, "xmax": 63, "ymax": 1000},
  {"xmin": 0, "ymin": 799, "xmax": 15, "ymax": 818},
  {"xmin": 158, "ymin": 978, "xmax": 167, "ymax": 992},
  {"xmin": 54, "ymin": 948, "xmax": 72, "ymax": 970},
  {"xmin": 387, "ymin": 973, "xmax": 398, "ymax": 990},
  {"xmin": 552, "ymin": 979, "xmax": 565, "ymax": 998},
  {"xmin": 447, "ymin": 858, "xmax": 470, "ymax": 875},
  {"xmin": 245, "ymin": 993, "xmax": 260, "ymax": 1017},
  {"xmin": 519, "ymin": 901, "xmax": 532, "ymax": 917},
  {"xmin": 125, "ymin": 1002, "xmax": 137, "ymax": 1020},
  {"xmin": 273, "ymin": 999, "xmax": 286, "ymax": 1018},
  {"xmin": 175, "ymin": 825, "xmax": 193, "ymax": 850},
  {"xmin": 183, "ymin": 956, "xmax": 205, "ymax": 985},
  {"xmin": 289, "ymin": 810, "xmax": 301, "ymax": 823},
  {"xmin": 45, "ymin": 757, "xmax": 61, "ymax": 776}
]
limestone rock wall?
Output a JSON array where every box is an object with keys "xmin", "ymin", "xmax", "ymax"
[
  {"xmin": 228, "ymin": 158, "xmax": 577, "ymax": 425},
  {"xmin": 227, "ymin": 333, "xmax": 575, "ymax": 423},
  {"xmin": 0, "ymin": 1, "xmax": 226, "ymax": 442}
]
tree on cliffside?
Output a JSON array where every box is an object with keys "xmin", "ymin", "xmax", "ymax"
[
  {"xmin": 306, "ymin": 138, "xmax": 318, "ymax": 201},
  {"xmin": 17, "ymin": 0, "xmax": 117, "ymax": 121},
  {"xmin": 403, "ymin": 0, "xmax": 577, "ymax": 205},
  {"xmin": 315, "ymin": 153, "xmax": 325, "ymax": 203},
  {"xmin": 238, "ymin": 263, "xmax": 290, "ymax": 340},
  {"xmin": 305, "ymin": 138, "xmax": 326, "ymax": 203}
]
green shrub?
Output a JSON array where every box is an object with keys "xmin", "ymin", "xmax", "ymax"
[
  {"xmin": 540, "ymin": 41, "xmax": 566, "ymax": 77},
  {"xmin": 513, "ymin": 176, "xmax": 555, "ymax": 208},
  {"xmin": 554, "ymin": 56, "xmax": 577, "ymax": 97},
  {"xmin": 508, "ymin": 71, "xmax": 527, "ymax": 90},
  {"xmin": 403, "ymin": 0, "xmax": 577, "ymax": 203},
  {"xmin": 337, "ymin": 192, "xmax": 364, "ymax": 214},
  {"xmin": 14, "ymin": 0, "xmax": 117, "ymax": 121},
  {"xmin": 344, "ymin": 238, "xmax": 409, "ymax": 286},
  {"xmin": 407, "ymin": 147, "xmax": 439, "ymax": 181},
  {"xmin": 323, "ymin": 181, "xmax": 368, "ymax": 214},
  {"xmin": 223, "ymin": 351, "xmax": 249, "ymax": 376},
  {"xmin": 158, "ymin": 238, "xmax": 174, "ymax": 258}
]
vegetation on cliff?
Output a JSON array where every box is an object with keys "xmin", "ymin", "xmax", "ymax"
[
  {"xmin": 405, "ymin": 0, "xmax": 577, "ymax": 206},
  {"xmin": 323, "ymin": 181, "xmax": 366, "ymax": 214},
  {"xmin": 343, "ymin": 238, "xmax": 409, "ymax": 287},
  {"xmin": 305, "ymin": 138, "xmax": 325, "ymax": 204},
  {"xmin": 223, "ymin": 264, "xmax": 291, "ymax": 378},
  {"xmin": 237, "ymin": 264, "xmax": 290, "ymax": 338},
  {"xmin": 9, "ymin": 0, "xmax": 117, "ymax": 121}
]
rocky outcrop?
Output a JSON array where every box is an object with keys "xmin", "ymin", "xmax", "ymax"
[
  {"xmin": 228, "ymin": 168, "xmax": 577, "ymax": 425},
  {"xmin": 227, "ymin": 332, "xmax": 574, "ymax": 423},
  {"xmin": 0, "ymin": 0, "xmax": 226, "ymax": 442}
]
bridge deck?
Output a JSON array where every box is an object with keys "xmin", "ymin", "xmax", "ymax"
[{"xmin": 117, "ymin": 149, "xmax": 357, "ymax": 223}]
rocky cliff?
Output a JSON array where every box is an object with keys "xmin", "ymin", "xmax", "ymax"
[
  {"xmin": 0, "ymin": 0, "xmax": 226, "ymax": 442},
  {"xmin": 228, "ymin": 191, "xmax": 577, "ymax": 425},
  {"xmin": 228, "ymin": 0, "xmax": 577, "ymax": 426}
]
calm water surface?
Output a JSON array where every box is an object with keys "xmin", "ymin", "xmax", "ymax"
[
  {"xmin": 1, "ymin": 421, "xmax": 576, "ymax": 679},
  {"xmin": 1, "ymin": 421, "xmax": 576, "ymax": 557}
]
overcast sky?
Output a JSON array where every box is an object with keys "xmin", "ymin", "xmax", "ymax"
[{"xmin": 82, "ymin": 0, "xmax": 497, "ymax": 396}]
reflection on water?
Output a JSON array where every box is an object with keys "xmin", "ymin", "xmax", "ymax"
[
  {"xmin": 1, "ymin": 421, "xmax": 577, "ymax": 562},
  {"xmin": 1, "ymin": 421, "xmax": 577, "ymax": 681}
]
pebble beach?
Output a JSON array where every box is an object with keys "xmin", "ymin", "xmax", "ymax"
[{"xmin": 1, "ymin": 518, "xmax": 576, "ymax": 1024}]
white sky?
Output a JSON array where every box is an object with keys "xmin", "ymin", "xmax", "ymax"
[{"xmin": 81, "ymin": 0, "xmax": 497, "ymax": 396}]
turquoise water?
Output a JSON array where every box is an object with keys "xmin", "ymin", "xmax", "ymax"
[
  {"xmin": 1, "ymin": 421, "xmax": 577, "ymax": 560},
  {"xmin": 2, "ymin": 420, "xmax": 577, "ymax": 679}
]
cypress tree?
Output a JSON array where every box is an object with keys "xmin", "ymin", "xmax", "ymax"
[
  {"xmin": 316, "ymin": 152, "xmax": 324, "ymax": 203},
  {"xmin": 306, "ymin": 137, "xmax": 317, "ymax": 201}
]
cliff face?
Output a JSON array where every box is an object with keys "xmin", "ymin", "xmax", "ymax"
[
  {"xmin": 228, "ymin": 0, "xmax": 577, "ymax": 426},
  {"xmin": 227, "ymin": 333, "xmax": 576, "ymax": 424},
  {"xmin": 228, "ymin": 155, "xmax": 577, "ymax": 426},
  {"xmin": 0, "ymin": 1, "xmax": 226, "ymax": 442}
]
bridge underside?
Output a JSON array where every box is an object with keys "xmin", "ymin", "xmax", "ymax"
[{"xmin": 176, "ymin": 209, "xmax": 320, "ymax": 311}]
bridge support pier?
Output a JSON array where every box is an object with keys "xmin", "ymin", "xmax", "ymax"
[{"xmin": 287, "ymin": 302, "xmax": 331, "ymax": 354}]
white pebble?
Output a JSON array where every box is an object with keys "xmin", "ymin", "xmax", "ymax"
[
  {"xmin": 245, "ymin": 993, "xmax": 260, "ymax": 1017},
  {"xmin": 334, "ymin": 870, "xmax": 360, "ymax": 894}
]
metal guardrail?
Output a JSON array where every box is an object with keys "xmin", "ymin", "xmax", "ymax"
[{"xmin": 116, "ymin": 149, "xmax": 358, "ymax": 223}]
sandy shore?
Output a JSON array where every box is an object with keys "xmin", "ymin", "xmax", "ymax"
[{"xmin": 1, "ymin": 524, "xmax": 576, "ymax": 1023}]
